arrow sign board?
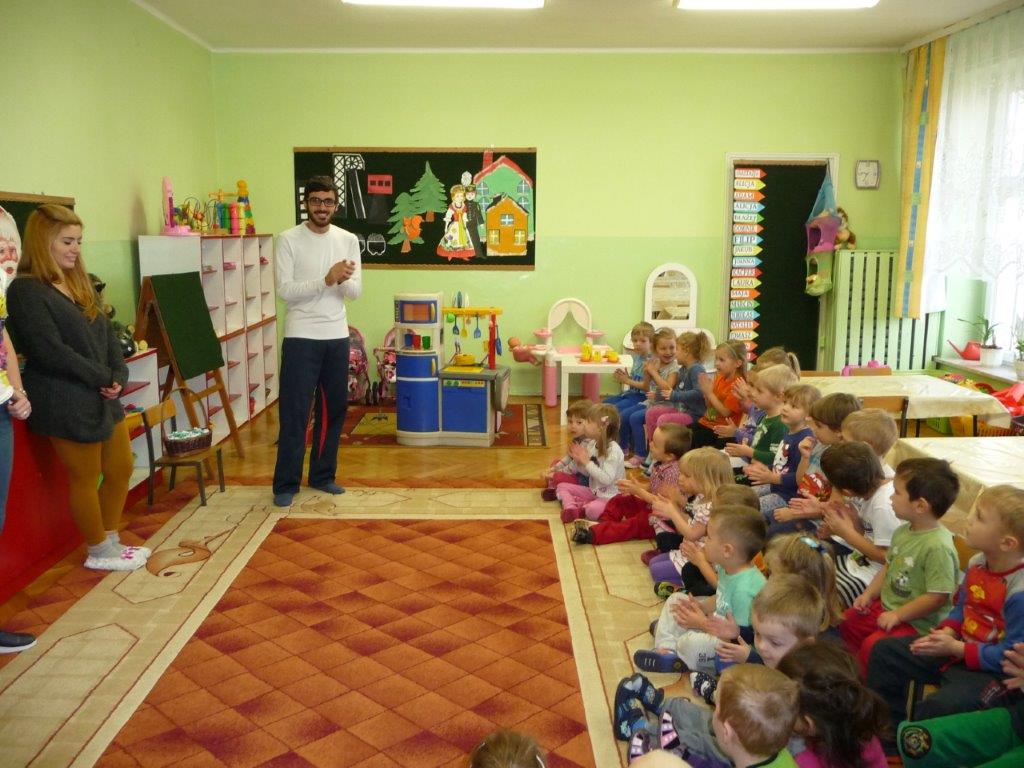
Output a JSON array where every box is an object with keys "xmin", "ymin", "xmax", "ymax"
[
  {"xmin": 732, "ymin": 212, "xmax": 765, "ymax": 223},
  {"xmin": 731, "ymin": 256, "xmax": 762, "ymax": 268},
  {"xmin": 733, "ymin": 179, "xmax": 767, "ymax": 191},
  {"xmin": 733, "ymin": 234, "xmax": 765, "ymax": 246},
  {"xmin": 730, "ymin": 289, "xmax": 761, "ymax": 300},
  {"xmin": 730, "ymin": 299, "xmax": 758, "ymax": 309},
  {"xmin": 732, "ymin": 245, "xmax": 763, "ymax": 257},
  {"xmin": 732, "ymin": 223, "xmax": 764, "ymax": 235},
  {"xmin": 730, "ymin": 277, "xmax": 761, "ymax": 289},
  {"xmin": 733, "ymin": 201, "xmax": 765, "ymax": 213},
  {"xmin": 733, "ymin": 190, "xmax": 766, "ymax": 202},
  {"xmin": 731, "ymin": 268, "xmax": 763, "ymax": 279},
  {"xmin": 734, "ymin": 168, "xmax": 767, "ymax": 179},
  {"xmin": 729, "ymin": 330, "xmax": 759, "ymax": 342},
  {"xmin": 730, "ymin": 310, "xmax": 760, "ymax": 320},
  {"xmin": 729, "ymin": 320, "xmax": 760, "ymax": 331}
]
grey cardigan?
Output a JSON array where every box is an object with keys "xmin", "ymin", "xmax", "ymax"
[{"xmin": 6, "ymin": 276, "xmax": 128, "ymax": 442}]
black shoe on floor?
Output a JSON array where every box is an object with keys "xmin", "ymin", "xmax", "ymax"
[{"xmin": 0, "ymin": 630, "xmax": 37, "ymax": 654}]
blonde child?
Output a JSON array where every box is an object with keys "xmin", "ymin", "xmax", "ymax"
[
  {"xmin": 840, "ymin": 408, "xmax": 899, "ymax": 477},
  {"xmin": 777, "ymin": 642, "xmax": 889, "ymax": 768},
  {"xmin": 868, "ymin": 485, "xmax": 1024, "ymax": 749},
  {"xmin": 744, "ymin": 384, "xmax": 820, "ymax": 518},
  {"xmin": 840, "ymin": 458, "xmax": 960, "ymax": 672},
  {"xmin": 710, "ymin": 666, "xmax": 800, "ymax": 767},
  {"xmin": 606, "ymin": 322, "xmax": 655, "ymax": 413},
  {"xmin": 637, "ymin": 506, "xmax": 767, "ymax": 674},
  {"xmin": 688, "ymin": 340, "xmax": 748, "ymax": 450},
  {"xmin": 541, "ymin": 399, "xmax": 592, "ymax": 501},
  {"xmin": 724, "ymin": 364, "xmax": 798, "ymax": 467},
  {"xmin": 646, "ymin": 448, "xmax": 735, "ymax": 592},
  {"xmin": 571, "ymin": 423, "xmax": 690, "ymax": 545},
  {"xmin": 769, "ymin": 393, "xmax": 861, "ymax": 537},
  {"xmin": 624, "ymin": 328, "xmax": 680, "ymax": 466},
  {"xmin": 678, "ymin": 484, "xmax": 761, "ymax": 596},
  {"xmin": 644, "ymin": 331, "xmax": 712, "ymax": 439},
  {"xmin": 555, "ymin": 403, "xmax": 624, "ymax": 523},
  {"xmin": 717, "ymin": 346, "xmax": 801, "ymax": 451},
  {"xmin": 468, "ymin": 729, "xmax": 546, "ymax": 768},
  {"xmin": 817, "ymin": 442, "xmax": 900, "ymax": 608}
]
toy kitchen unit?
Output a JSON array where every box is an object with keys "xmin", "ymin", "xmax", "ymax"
[{"xmin": 393, "ymin": 292, "xmax": 510, "ymax": 447}]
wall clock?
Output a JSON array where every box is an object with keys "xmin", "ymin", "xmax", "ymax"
[{"xmin": 855, "ymin": 160, "xmax": 881, "ymax": 189}]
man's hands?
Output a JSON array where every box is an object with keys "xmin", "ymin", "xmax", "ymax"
[{"xmin": 325, "ymin": 259, "xmax": 356, "ymax": 286}]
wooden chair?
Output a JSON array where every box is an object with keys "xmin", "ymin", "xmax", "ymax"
[
  {"xmin": 802, "ymin": 370, "xmax": 841, "ymax": 377},
  {"xmin": 849, "ymin": 366, "xmax": 892, "ymax": 376},
  {"xmin": 141, "ymin": 397, "xmax": 224, "ymax": 506},
  {"xmin": 860, "ymin": 395, "xmax": 910, "ymax": 437}
]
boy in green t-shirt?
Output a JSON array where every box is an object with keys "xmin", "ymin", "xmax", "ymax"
[{"xmin": 839, "ymin": 458, "xmax": 960, "ymax": 672}]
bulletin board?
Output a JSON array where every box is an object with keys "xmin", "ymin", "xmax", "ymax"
[{"xmin": 293, "ymin": 147, "xmax": 536, "ymax": 270}]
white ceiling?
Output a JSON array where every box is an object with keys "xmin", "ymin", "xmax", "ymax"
[{"xmin": 135, "ymin": 0, "xmax": 1021, "ymax": 51}]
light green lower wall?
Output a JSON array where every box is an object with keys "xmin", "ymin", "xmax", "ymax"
[
  {"xmin": 213, "ymin": 51, "xmax": 902, "ymax": 394},
  {"xmin": 1, "ymin": 0, "xmax": 216, "ymax": 316}
]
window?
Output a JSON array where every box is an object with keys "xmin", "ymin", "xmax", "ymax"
[
  {"xmin": 514, "ymin": 230, "xmax": 526, "ymax": 245},
  {"xmin": 500, "ymin": 214, "xmax": 514, "ymax": 227},
  {"xmin": 477, "ymin": 181, "xmax": 489, "ymax": 198},
  {"xmin": 517, "ymin": 196, "xmax": 530, "ymax": 211},
  {"xmin": 517, "ymin": 180, "xmax": 530, "ymax": 195},
  {"xmin": 489, "ymin": 229, "xmax": 499, "ymax": 245}
]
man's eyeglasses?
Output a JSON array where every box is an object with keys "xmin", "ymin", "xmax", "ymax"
[{"xmin": 306, "ymin": 197, "xmax": 337, "ymax": 208}]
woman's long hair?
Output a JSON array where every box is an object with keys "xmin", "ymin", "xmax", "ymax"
[{"xmin": 19, "ymin": 204, "xmax": 100, "ymax": 320}]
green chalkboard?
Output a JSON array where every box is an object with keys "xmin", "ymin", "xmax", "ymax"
[{"xmin": 148, "ymin": 272, "xmax": 223, "ymax": 380}]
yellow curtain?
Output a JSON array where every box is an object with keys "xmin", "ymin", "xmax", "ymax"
[{"xmin": 895, "ymin": 39, "xmax": 946, "ymax": 319}]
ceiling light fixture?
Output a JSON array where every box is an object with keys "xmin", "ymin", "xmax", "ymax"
[
  {"xmin": 343, "ymin": 0, "xmax": 544, "ymax": 8},
  {"xmin": 676, "ymin": 1, "xmax": 879, "ymax": 9}
]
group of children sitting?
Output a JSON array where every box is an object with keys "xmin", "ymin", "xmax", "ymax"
[{"xmin": 538, "ymin": 322, "xmax": 1024, "ymax": 767}]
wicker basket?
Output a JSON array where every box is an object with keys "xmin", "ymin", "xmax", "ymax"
[{"xmin": 161, "ymin": 386, "xmax": 214, "ymax": 457}]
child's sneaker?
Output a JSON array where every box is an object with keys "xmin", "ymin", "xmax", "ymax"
[
  {"xmin": 613, "ymin": 695, "xmax": 647, "ymax": 742},
  {"xmin": 654, "ymin": 581, "xmax": 683, "ymax": 599},
  {"xmin": 571, "ymin": 520, "xmax": 594, "ymax": 544},
  {"xmin": 618, "ymin": 672, "xmax": 664, "ymax": 713},
  {"xmin": 690, "ymin": 671, "xmax": 718, "ymax": 705},
  {"xmin": 560, "ymin": 507, "xmax": 581, "ymax": 524},
  {"xmin": 541, "ymin": 488, "xmax": 558, "ymax": 502},
  {"xmin": 633, "ymin": 649, "xmax": 686, "ymax": 674},
  {"xmin": 84, "ymin": 547, "xmax": 147, "ymax": 572}
]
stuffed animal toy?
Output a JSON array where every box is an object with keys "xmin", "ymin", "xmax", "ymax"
[{"xmin": 835, "ymin": 207, "xmax": 857, "ymax": 250}]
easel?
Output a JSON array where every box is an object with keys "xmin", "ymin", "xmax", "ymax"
[{"xmin": 135, "ymin": 276, "xmax": 245, "ymax": 459}]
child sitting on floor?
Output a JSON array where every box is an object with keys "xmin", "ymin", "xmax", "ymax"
[
  {"xmin": 689, "ymin": 341, "xmax": 748, "ymax": 450},
  {"xmin": 624, "ymin": 328, "xmax": 680, "ymax": 467},
  {"xmin": 555, "ymin": 403, "xmax": 624, "ymax": 523},
  {"xmin": 817, "ymin": 442, "xmax": 900, "ymax": 609},
  {"xmin": 867, "ymin": 484, "xmax": 1024, "ymax": 753},
  {"xmin": 468, "ymin": 729, "xmax": 547, "ymax": 768},
  {"xmin": 643, "ymin": 331, "xmax": 711, "ymax": 438},
  {"xmin": 724, "ymin": 364, "xmax": 799, "ymax": 469},
  {"xmin": 636, "ymin": 506, "xmax": 767, "ymax": 674},
  {"xmin": 743, "ymin": 384, "xmax": 820, "ymax": 518},
  {"xmin": 768, "ymin": 393, "xmax": 861, "ymax": 537},
  {"xmin": 541, "ymin": 399, "xmax": 592, "ymax": 501},
  {"xmin": 607, "ymin": 322, "xmax": 656, "ymax": 413},
  {"xmin": 840, "ymin": 458, "xmax": 960, "ymax": 672},
  {"xmin": 572, "ymin": 423, "xmax": 690, "ymax": 545},
  {"xmin": 646, "ymin": 448, "xmax": 735, "ymax": 595},
  {"xmin": 777, "ymin": 641, "xmax": 890, "ymax": 768}
]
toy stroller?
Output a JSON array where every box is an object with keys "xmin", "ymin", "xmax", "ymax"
[
  {"xmin": 347, "ymin": 326, "xmax": 372, "ymax": 405},
  {"xmin": 371, "ymin": 328, "xmax": 397, "ymax": 405}
]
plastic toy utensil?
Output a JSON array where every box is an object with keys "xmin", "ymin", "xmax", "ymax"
[
  {"xmin": 474, "ymin": 315, "xmax": 482, "ymax": 339},
  {"xmin": 495, "ymin": 325, "xmax": 502, "ymax": 356}
]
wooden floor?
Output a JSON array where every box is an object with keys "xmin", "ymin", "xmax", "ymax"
[{"xmin": 225, "ymin": 396, "xmax": 564, "ymax": 490}]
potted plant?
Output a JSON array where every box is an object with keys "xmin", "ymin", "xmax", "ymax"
[
  {"xmin": 1014, "ymin": 317, "xmax": 1024, "ymax": 381},
  {"xmin": 960, "ymin": 315, "xmax": 1003, "ymax": 366}
]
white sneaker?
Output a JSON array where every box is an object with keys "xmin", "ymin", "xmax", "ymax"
[
  {"xmin": 122, "ymin": 545, "xmax": 152, "ymax": 559},
  {"xmin": 84, "ymin": 548, "xmax": 147, "ymax": 572}
]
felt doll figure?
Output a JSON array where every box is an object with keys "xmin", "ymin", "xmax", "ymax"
[
  {"xmin": 464, "ymin": 183, "xmax": 485, "ymax": 259},
  {"xmin": 436, "ymin": 184, "xmax": 475, "ymax": 261}
]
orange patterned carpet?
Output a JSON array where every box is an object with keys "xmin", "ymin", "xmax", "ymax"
[{"xmin": 97, "ymin": 518, "xmax": 594, "ymax": 768}]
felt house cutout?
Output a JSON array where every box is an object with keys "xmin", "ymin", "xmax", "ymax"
[
  {"xmin": 474, "ymin": 152, "xmax": 534, "ymax": 241},
  {"xmin": 485, "ymin": 195, "xmax": 529, "ymax": 256}
]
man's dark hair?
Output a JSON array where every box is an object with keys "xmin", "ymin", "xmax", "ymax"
[
  {"xmin": 895, "ymin": 458, "xmax": 960, "ymax": 518},
  {"xmin": 305, "ymin": 176, "xmax": 337, "ymax": 199}
]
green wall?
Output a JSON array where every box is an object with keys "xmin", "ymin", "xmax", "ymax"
[
  {"xmin": 213, "ymin": 51, "xmax": 902, "ymax": 393},
  {"xmin": 1, "ymin": 0, "xmax": 216, "ymax": 317},
  {"xmin": 4, "ymin": 3, "xmax": 904, "ymax": 394}
]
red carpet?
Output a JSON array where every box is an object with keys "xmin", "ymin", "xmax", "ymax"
[{"xmin": 98, "ymin": 518, "xmax": 594, "ymax": 768}]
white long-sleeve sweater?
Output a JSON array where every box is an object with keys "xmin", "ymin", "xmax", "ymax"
[
  {"xmin": 275, "ymin": 223, "xmax": 362, "ymax": 339},
  {"xmin": 577, "ymin": 439, "xmax": 625, "ymax": 498}
]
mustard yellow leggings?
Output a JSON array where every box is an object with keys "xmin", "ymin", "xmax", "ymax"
[{"xmin": 49, "ymin": 420, "xmax": 133, "ymax": 546}]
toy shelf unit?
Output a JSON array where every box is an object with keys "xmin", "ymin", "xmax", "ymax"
[
  {"xmin": 138, "ymin": 234, "xmax": 279, "ymax": 443},
  {"xmin": 394, "ymin": 292, "xmax": 510, "ymax": 447},
  {"xmin": 119, "ymin": 347, "xmax": 161, "ymax": 494}
]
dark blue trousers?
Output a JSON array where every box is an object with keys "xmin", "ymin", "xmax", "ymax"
[{"xmin": 273, "ymin": 337, "xmax": 350, "ymax": 495}]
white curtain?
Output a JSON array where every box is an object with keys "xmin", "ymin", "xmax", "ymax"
[{"xmin": 923, "ymin": 7, "xmax": 1024, "ymax": 335}]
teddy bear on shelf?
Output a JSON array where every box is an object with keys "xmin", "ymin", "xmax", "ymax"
[{"xmin": 835, "ymin": 207, "xmax": 857, "ymax": 250}]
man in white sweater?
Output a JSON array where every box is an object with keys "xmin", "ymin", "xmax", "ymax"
[{"xmin": 272, "ymin": 176, "xmax": 362, "ymax": 507}]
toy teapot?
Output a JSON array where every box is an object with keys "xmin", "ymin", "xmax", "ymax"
[{"xmin": 948, "ymin": 340, "xmax": 982, "ymax": 361}]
